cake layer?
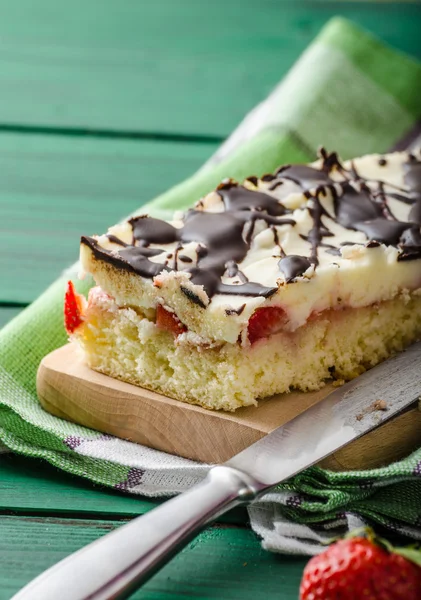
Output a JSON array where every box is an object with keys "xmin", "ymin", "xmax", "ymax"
[
  {"xmin": 79, "ymin": 149, "xmax": 421, "ymax": 345},
  {"xmin": 72, "ymin": 287, "xmax": 421, "ymax": 411}
]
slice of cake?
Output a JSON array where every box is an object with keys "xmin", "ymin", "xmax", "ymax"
[{"xmin": 65, "ymin": 149, "xmax": 421, "ymax": 411}]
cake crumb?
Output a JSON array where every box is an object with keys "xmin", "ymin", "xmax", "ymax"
[
  {"xmin": 356, "ymin": 399, "xmax": 388, "ymax": 421},
  {"xmin": 372, "ymin": 399, "xmax": 388, "ymax": 411}
]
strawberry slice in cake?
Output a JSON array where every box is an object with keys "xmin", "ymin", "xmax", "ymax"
[{"xmin": 65, "ymin": 149, "xmax": 421, "ymax": 411}]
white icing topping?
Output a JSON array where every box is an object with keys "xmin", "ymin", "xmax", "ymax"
[{"xmin": 81, "ymin": 150, "xmax": 421, "ymax": 343}]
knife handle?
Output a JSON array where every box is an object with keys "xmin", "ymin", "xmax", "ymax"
[{"xmin": 12, "ymin": 466, "xmax": 258, "ymax": 600}]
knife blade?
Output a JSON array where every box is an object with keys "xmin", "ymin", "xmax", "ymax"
[{"xmin": 12, "ymin": 341, "xmax": 421, "ymax": 600}]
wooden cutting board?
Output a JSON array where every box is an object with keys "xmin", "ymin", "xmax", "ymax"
[{"xmin": 37, "ymin": 344, "xmax": 421, "ymax": 471}]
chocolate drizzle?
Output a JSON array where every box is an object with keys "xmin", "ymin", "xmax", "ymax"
[
  {"xmin": 82, "ymin": 237, "xmax": 170, "ymax": 278},
  {"xmin": 129, "ymin": 216, "xmax": 177, "ymax": 245},
  {"xmin": 271, "ymin": 164, "xmax": 332, "ymax": 191},
  {"xmin": 82, "ymin": 149, "xmax": 421, "ymax": 300},
  {"xmin": 180, "ymin": 286, "xmax": 207, "ymax": 309},
  {"xmin": 225, "ymin": 304, "xmax": 246, "ymax": 316},
  {"xmin": 334, "ymin": 184, "xmax": 384, "ymax": 229},
  {"xmin": 354, "ymin": 219, "xmax": 412, "ymax": 246},
  {"xmin": 106, "ymin": 234, "xmax": 129, "ymax": 247},
  {"xmin": 305, "ymin": 193, "xmax": 335, "ymax": 266},
  {"xmin": 83, "ymin": 185, "xmax": 291, "ymax": 298},
  {"xmin": 278, "ymin": 256, "xmax": 312, "ymax": 282},
  {"xmin": 217, "ymin": 182, "xmax": 288, "ymax": 216}
]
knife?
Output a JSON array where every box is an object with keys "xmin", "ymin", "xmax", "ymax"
[{"xmin": 12, "ymin": 341, "xmax": 421, "ymax": 600}]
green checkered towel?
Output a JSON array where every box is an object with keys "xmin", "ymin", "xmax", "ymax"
[{"xmin": 1, "ymin": 17, "xmax": 421, "ymax": 555}]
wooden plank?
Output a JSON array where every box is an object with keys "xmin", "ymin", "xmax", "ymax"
[
  {"xmin": 0, "ymin": 307, "xmax": 22, "ymax": 328},
  {"xmin": 0, "ymin": 133, "xmax": 217, "ymax": 304},
  {"xmin": 0, "ymin": 515, "xmax": 307, "ymax": 600},
  {"xmin": 0, "ymin": 1, "xmax": 419, "ymax": 137},
  {"xmin": 0, "ymin": 454, "xmax": 248, "ymax": 524}
]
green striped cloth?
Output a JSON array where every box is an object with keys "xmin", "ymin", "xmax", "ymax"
[{"xmin": 1, "ymin": 18, "xmax": 421, "ymax": 554}]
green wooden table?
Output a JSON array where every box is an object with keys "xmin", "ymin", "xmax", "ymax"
[{"xmin": 1, "ymin": 1, "xmax": 420, "ymax": 598}]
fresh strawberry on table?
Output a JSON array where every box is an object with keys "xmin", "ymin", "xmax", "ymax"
[{"xmin": 299, "ymin": 529, "xmax": 421, "ymax": 600}]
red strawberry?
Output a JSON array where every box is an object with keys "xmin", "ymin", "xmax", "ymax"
[
  {"xmin": 300, "ymin": 532, "xmax": 421, "ymax": 600},
  {"xmin": 156, "ymin": 304, "xmax": 186, "ymax": 336},
  {"xmin": 64, "ymin": 280, "xmax": 85, "ymax": 334},
  {"xmin": 247, "ymin": 306, "xmax": 286, "ymax": 344}
]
